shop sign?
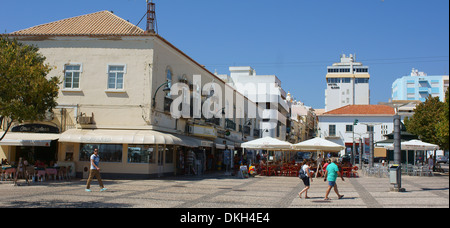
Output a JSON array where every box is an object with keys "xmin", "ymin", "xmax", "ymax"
[
  {"xmin": 11, "ymin": 124, "xmax": 60, "ymax": 133},
  {"xmin": 201, "ymin": 141, "xmax": 214, "ymax": 147},
  {"xmin": 190, "ymin": 125, "xmax": 217, "ymax": 138}
]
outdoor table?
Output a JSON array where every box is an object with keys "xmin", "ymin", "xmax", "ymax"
[
  {"xmin": 35, "ymin": 167, "xmax": 46, "ymax": 181},
  {"xmin": 1, "ymin": 166, "xmax": 16, "ymax": 181},
  {"xmin": 45, "ymin": 167, "xmax": 59, "ymax": 180},
  {"xmin": 341, "ymin": 167, "xmax": 352, "ymax": 177}
]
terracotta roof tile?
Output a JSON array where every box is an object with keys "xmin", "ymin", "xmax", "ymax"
[
  {"xmin": 10, "ymin": 11, "xmax": 145, "ymax": 36},
  {"xmin": 323, "ymin": 105, "xmax": 395, "ymax": 115}
]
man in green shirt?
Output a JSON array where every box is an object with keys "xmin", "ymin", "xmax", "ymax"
[{"xmin": 323, "ymin": 158, "xmax": 344, "ymax": 200}]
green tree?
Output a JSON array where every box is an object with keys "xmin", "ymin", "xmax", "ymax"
[
  {"xmin": 0, "ymin": 37, "xmax": 59, "ymax": 140},
  {"xmin": 436, "ymin": 88, "xmax": 449, "ymax": 151},
  {"xmin": 404, "ymin": 94, "xmax": 447, "ymax": 150}
]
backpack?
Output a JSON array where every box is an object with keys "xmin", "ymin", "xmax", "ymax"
[{"xmin": 298, "ymin": 167, "xmax": 307, "ymax": 179}]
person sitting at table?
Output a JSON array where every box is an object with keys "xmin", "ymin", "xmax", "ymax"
[
  {"xmin": 316, "ymin": 160, "xmax": 326, "ymax": 177},
  {"xmin": 323, "ymin": 159, "xmax": 331, "ymax": 170},
  {"xmin": 1, "ymin": 159, "xmax": 9, "ymax": 165},
  {"xmin": 34, "ymin": 160, "xmax": 45, "ymax": 169}
]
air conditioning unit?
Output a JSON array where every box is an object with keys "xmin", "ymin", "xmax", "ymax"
[{"xmin": 78, "ymin": 112, "xmax": 94, "ymax": 125}]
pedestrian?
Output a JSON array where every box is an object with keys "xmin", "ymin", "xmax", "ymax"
[
  {"xmin": 85, "ymin": 148, "xmax": 107, "ymax": 192},
  {"xmin": 323, "ymin": 158, "xmax": 344, "ymax": 200},
  {"xmin": 427, "ymin": 155, "xmax": 434, "ymax": 171},
  {"xmin": 298, "ymin": 160, "xmax": 313, "ymax": 199}
]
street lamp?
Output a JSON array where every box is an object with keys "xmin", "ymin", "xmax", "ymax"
[
  {"xmin": 152, "ymin": 81, "xmax": 171, "ymax": 108},
  {"xmin": 352, "ymin": 119, "xmax": 359, "ymax": 165},
  {"xmin": 383, "ymin": 102, "xmax": 412, "ymax": 192}
]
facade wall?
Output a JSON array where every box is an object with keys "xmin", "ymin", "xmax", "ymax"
[
  {"xmin": 318, "ymin": 115, "xmax": 394, "ymax": 155},
  {"xmin": 392, "ymin": 74, "xmax": 447, "ymax": 102},
  {"xmin": 1, "ymin": 35, "xmax": 261, "ymax": 178},
  {"xmin": 23, "ymin": 37, "xmax": 155, "ymax": 129}
]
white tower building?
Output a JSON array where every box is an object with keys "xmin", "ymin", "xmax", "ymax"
[{"xmin": 325, "ymin": 54, "xmax": 370, "ymax": 112}]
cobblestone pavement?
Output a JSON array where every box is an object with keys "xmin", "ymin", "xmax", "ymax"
[{"xmin": 0, "ymin": 172, "xmax": 448, "ymax": 208}]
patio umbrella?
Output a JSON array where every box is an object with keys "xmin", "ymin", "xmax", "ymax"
[
  {"xmin": 291, "ymin": 137, "xmax": 345, "ymax": 177},
  {"xmin": 241, "ymin": 137, "xmax": 292, "ymax": 176},
  {"xmin": 386, "ymin": 139, "xmax": 439, "ymax": 165},
  {"xmin": 241, "ymin": 136, "xmax": 292, "ymax": 150},
  {"xmin": 291, "ymin": 137, "xmax": 345, "ymax": 152}
]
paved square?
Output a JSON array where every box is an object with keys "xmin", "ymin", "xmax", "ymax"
[{"xmin": 0, "ymin": 173, "xmax": 448, "ymax": 208}]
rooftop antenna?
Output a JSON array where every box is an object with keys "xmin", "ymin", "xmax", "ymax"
[{"xmin": 146, "ymin": 0, "xmax": 157, "ymax": 34}]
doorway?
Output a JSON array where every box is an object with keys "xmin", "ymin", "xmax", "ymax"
[{"xmin": 15, "ymin": 140, "xmax": 58, "ymax": 166}]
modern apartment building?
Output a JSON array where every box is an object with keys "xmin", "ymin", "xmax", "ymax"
[
  {"xmin": 216, "ymin": 66, "xmax": 289, "ymax": 141},
  {"xmin": 325, "ymin": 54, "xmax": 370, "ymax": 112},
  {"xmin": 392, "ymin": 68, "xmax": 449, "ymax": 102}
]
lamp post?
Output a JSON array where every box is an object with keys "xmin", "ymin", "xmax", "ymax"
[
  {"xmin": 152, "ymin": 81, "xmax": 171, "ymax": 109},
  {"xmin": 352, "ymin": 119, "xmax": 359, "ymax": 165},
  {"xmin": 385, "ymin": 102, "xmax": 410, "ymax": 192}
]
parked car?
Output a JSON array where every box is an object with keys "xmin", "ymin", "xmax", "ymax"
[{"xmin": 436, "ymin": 155, "xmax": 448, "ymax": 164}]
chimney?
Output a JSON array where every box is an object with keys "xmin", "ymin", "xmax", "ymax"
[{"xmin": 146, "ymin": 0, "xmax": 157, "ymax": 34}]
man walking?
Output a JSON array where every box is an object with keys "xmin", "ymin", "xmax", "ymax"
[
  {"xmin": 86, "ymin": 148, "xmax": 107, "ymax": 192},
  {"xmin": 323, "ymin": 158, "xmax": 344, "ymax": 200}
]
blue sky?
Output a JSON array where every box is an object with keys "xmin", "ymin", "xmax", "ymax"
[{"xmin": 1, "ymin": 0, "xmax": 448, "ymax": 109}]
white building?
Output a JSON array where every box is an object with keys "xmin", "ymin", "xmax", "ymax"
[
  {"xmin": 289, "ymin": 97, "xmax": 317, "ymax": 142},
  {"xmin": 216, "ymin": 66, "xmax": 289, "ymax": 140},
  {"xmin": 325, "ymin": 54, "xmax": 370, "ymax": 112},
  {"xmin": 318, "ymin": 105, "xmax": 395, "ymax": 156},
  {"xmin": 392, "ymin": 68, "xmax": 449, "ymax": 102},
  {"xmin": 1, "ymin": 10, "xmax": 261, "ymax": 178}
]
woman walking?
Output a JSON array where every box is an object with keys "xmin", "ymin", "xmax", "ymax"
[{"xmin": 298, "ymin": 160, "xmax": 313, "ymax": 199}]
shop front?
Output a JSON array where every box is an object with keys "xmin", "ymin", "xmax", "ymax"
[
  {"xmin": 58, "ymin": 129, "xmax": 213, "ymax": 179},
  {"xmin": 0, "ymin": 124, "xmax": 60, "ymax": 166}
]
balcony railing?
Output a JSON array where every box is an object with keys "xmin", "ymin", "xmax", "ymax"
[{"xmin": 225, "ymin": 119, "xmax": 236, "ymax": 130}]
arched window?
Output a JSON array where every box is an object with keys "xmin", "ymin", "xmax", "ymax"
[{"xmin": 166, "ymin": 67, "xmax": 173, "ymax": 97}]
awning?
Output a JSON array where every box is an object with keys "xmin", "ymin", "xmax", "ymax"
[
  {"xmin": 214, "ymin": 138, "xmax": 237, "ymax": 150},
  {"xmin": 0, "ymin": 132, "xmax": 60, "ymax": 147},
  {"xmin": 59, "ymin": 129, "xmax": 211, "ymax": 148},
  {"xmin": 174, "ymin": 134, "xmax": 213, "ymax": 148}
]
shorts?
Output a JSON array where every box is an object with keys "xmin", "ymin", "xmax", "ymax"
[
  {"xmin": 302, "ymin": 177, "xmax": 310, "ymax": 187},
  {"xmin": 328, "ymin": 181, "xmax": 336, "ymax": 187}
]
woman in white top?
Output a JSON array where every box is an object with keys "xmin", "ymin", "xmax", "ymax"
[{"xmin": 298, "ymin": 160, "xmax": 313, "ymax": 199}]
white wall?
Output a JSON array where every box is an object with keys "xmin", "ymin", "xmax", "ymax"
[{"xmin": 319, "ymin": 115, "xmax": 394, "ymax": 151}]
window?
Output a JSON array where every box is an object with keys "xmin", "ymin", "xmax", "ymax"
[
  {"xmin": 338, "ymin": 68, "xmax": 350, "ymax": 73},
  {"xmin": 342, "ymin": 78, "xmax": 351, "ymax": 83},
  {"xmin": 367, "ymin": 125, "xmax": 374, "ymax": 132},
  {"xmin": 328, "ymin": 68, "xmax": 339, "ymax": 73},
  {"xmin": 355, "ymin": 68, "xmax": 368, "ymax": 73},
  {"xmin": 79, "ymin": 144, "xmax": 122, "ymax": 163},
  {"xmin": 166, "ymin": 67, "xmax": 173, "ymax": 97},
  {"xmin": 329, "ymin": 125, "xmax": 336, "ymax": 136},
  {"xmin": 346, "ymin": 125, "xmax": 353, "ymax": 132},
  {"xmin": 381, "ymin": 125, "xmax": 388, "ymax": 135},
  {"xmin": 64, "ymin": 64, "xmax": 81, "ymax": 89},
  {"xmin": 108, "ymin": 65, "xmax": 126, "ymax": 90},
  {"xmin": 128, "ymin": 145, "xmax": 156, "ymax": 163},
  {"xmin": 158, "ymin": 145, "xmax": 164, "ymax": 165},
  {"xmin": 327, "ymin": 78, "xmax": 341, "ymax": 83},
  {"xmin": 165, "ymin": 145, "xmax": 174, "ymax": 164},
  {"xmin": 355, "ymin": 78, "xmax": 369, "ymax": 83}
]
